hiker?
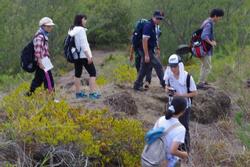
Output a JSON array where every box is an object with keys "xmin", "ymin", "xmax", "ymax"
[
  {"xmin": 130, "ymin": 22, "xmax": 162, "ymax": 89},
  {"xmin": 153, "ymin": 96, "xmax": 188, "ymax": 166},
  {"xmin": 27, "ymin": 17, "xmax": 55, "ymax": 95},
  {"xmin": 68, "ymin": 14, "xmax": 101, "ymax": 99},
  {"xmin": 133, "ymin": 10, "xmax": 165, "ymax": 91},
  {"xmin": 164, "ymin": 54, "xmax": 197, "ymax": 152},
  {"xmin": 196, "ymin": 8, "xmax": 224, "ymax": 89}
]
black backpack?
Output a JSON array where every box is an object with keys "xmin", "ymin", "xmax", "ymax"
[
  {"xmin": 131, "ymin": 19, "xmax": 149, "ymax": 49},
  {"xmin": 63, "ymin": 35, "xmax": 80, "ymax": 63},
  {"xmin": 20, "ymin": 33, "xmax": 45, "ymax": 73}
]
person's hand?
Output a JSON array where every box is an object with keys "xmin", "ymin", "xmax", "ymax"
[
  {"xmin": 173, "ymin": 92, "xmax": 182, "ymax": 97},
  {"xmin": 37, "ymin": 59, "xmax": 45, "ymax": 70},
  {"xmin": 156, "ymin": 48, "xmax": 160, "ymax": 58},
  {"xmin": 38, "ymin": 63, "xmax": 45, "ymax": 70},
  {"xmin": 129, "ymin": 54, "xmax": 134, "ymax": 63},
  {"xmin": 211, "ymin": 41, "xmax": 217, "ymax": 47},
  {"xmin": 87, "ymin": 57, "xmax": 93, "ymax": 64},
  {"xmin": 144, "ymin": 55, "xmax": 150, "ymax": 63}
]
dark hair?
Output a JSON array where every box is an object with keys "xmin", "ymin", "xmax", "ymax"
[
  {"xmin": 165, "ymin": 96, "xmax": 187, "ymax": 120},
  {"xmin": 210, "ymin": 8, "xmax": 224, "ymax": 17},
  {"xmin": 71, "ymin": 14, "xmax": 87, "ymax": 29}
]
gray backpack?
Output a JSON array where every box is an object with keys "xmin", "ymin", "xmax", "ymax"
[{"xmin": 141, "ymin": 123, "xmax": 181, "ymax": 167}]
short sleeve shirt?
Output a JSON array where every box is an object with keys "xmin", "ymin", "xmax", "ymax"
[
  {"xmin": 142, "ymin": 19, "xmax": 157, "ymax": 50},
  {"xmin": 164, "ymin": 71, "xmax": 197, "ymax": 107},
  {"xmin": 154, "ymin": 116, "xmax": 186, "ymax": 159}
]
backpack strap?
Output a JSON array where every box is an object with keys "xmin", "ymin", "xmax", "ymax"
[
  {"xmin": 186, "ymin": 73, "xmax": 193, "ymax": 104},
  {"xmin": 162, "ymin": 122, "xmax": 182, "ymax": 137},
  {"xmin": 33, "ymin": 33, "xmax": 46, "ymax": 46}
]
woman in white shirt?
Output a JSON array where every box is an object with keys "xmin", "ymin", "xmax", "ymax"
[
  {"xmin": 154, "ymin": 96, "xmax": 188, "ymax": 167},
  {"xmin": 68, "ymin": 14, "xmax": 101, "ymax": 99}
]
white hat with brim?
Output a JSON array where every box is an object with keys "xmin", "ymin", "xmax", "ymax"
[
  {"xmin": 39, "ymin": 17, "xmax": 55, "ymax": 26},
  {"xmin": 168, "ymin": 54, "xmax": 179, "ymax": 67}
]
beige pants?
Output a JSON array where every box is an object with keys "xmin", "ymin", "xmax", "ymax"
[{"xmin": 199, "ymin": 56, "xmax": 212, "ymax": 83}]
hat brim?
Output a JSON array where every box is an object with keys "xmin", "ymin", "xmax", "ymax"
[
  {"xmin": 155, "ymin": 16, "xmax": 164, "ymax": 20},
  {"xmin": 44, "ymin": 23, "xmax": 55, "ymax": 26},
  {"xmin": 169, "ymin": 63, "xmax": 178, "ymax": 67}
]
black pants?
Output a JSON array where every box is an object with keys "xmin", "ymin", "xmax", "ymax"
[
  {"xmin": 179, "ymin": 107, "xmax": 191, "ymax": 152},
  {"xmin": 134, "ymin": 49, "xmax": 165, "ymax": 89},
  {"xmin": 134, "ymin": 50, "xmax": 152, "ymax": 84},
  {"xmin": 29, "ymin": 67, "xmax": 54, "ymax": 93},
  {"xmin": 74, "ymin": 58, "xmax": 96, "ymax": 78}
]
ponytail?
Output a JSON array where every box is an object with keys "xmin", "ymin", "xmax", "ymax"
[
  {"xmin": 165, "ymin": 96, "xmax": 187, "ymax": 120},
  {"xmin": 165, "ymin": 105, "xmax": 175, "ymax": 120}
]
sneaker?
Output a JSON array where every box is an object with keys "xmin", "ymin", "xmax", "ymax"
[
  {"xmin": 76, "ymin": 91, "xmax": 88, "ymax": 99},
  {"xmin": 54, "ymin": 99, "xmax": 60, "ymax": 103},
  {"xmin": 89, "ymin": 92, "xmax": 101, "ymax": 100}
]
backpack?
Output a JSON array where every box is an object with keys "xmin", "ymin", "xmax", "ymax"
[
  {"xmin": 190, "ymin": 22, "xmax": 212, "ymax": 58},
  {"xmin": 132, "ymin": 19, "xmax": 149, "ymax": 49},
  {"xmin": 20, "ymin": 33, "xmax": 45, "ymax": 73},
  {"xmin": 141, "ymin": 123, "xmax": 181, "ymax": 167},
  {"xmin": 63, "ymin": 35, "xmax": 80, "ymax": 63}
]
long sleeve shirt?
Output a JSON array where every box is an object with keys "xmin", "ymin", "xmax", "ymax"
[
  {"xmin": 33, "ymin": 28, "xmax": 49, "ymax": 59},
  {"xmin": 201, "ymin": 18, "xmax": 214, "ymax": 56},
  {"xmin": 68, "ymin": 26, "xmax": 92, "ymax": 58}
]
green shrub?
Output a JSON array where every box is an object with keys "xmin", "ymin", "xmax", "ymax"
[
  {"xmin": 113, "ymin": 64, "xmax": 137, "ymax": 84},
  {"xmin": 96, "ymin": 75, "xmax": 108, "ymax": 86},
  {"xmin": 0, "ymin": 83, "xmax": 145, "ymax": 166}
]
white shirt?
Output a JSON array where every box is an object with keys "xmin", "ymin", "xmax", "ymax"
[
  {"xmin": 68, "ymin": 26, "xmax": 92, "ymax": 58},
  {"xmin": 154, "ymin": 116, "xmax": 186, "ymax": 159},
  {"xmin": 164, "ymin": 70, "xmax": 197, "ymax": 107}
]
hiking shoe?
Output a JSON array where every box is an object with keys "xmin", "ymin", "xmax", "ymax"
[
  {"xmin": 133, "ymin": 87, "xmax": 144, "ymax": 92},
  {"xmin": 89, "ymin": 92, "xmax": 101, "ymax": 100},
  {"xmin": 144, "ymin": 82, "xmax": 150, "ymax": 90},
  {"xmin": 76, "ymin": 91, "xmax": 88, "ymax": 99},
  {"xmin": 196, "ymin": 82, "xmax": 205, "ymax": 89},
  {"xmin": 25, "ymin": 91, "xmax": 32, "ymax": 97}
]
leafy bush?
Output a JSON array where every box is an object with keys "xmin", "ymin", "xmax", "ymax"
[
  {"xmin": 96, "ymin": 75, "xmax": 108, "ymax": 86},
  {"xmin": 0, "ymin": 84, "xmax": 145, "ymax": 166}
]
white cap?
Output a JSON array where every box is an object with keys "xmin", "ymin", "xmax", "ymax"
[
  {"xmin": 168, "ymin": 54, "xmax": 179, "ymax": 67},
  {"xmin": 39, "ymin": 17, "xmax": 55, "ymax": 26}
]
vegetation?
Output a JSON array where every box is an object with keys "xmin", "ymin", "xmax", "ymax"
[
  {"xmin": 0, "ymin": 84, "xmax": 145, "ymax": 166},
  {"xmin": 97, "ymin": 54, "xmax": 137, "ymax": 85}
]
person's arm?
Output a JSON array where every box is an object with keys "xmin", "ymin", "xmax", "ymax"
[
  {"xmin": 174, "ymin": 76, "xmax": 198, "ymax": 97},
  {"xmin": 34, "ymin": 35, "xmax": 45, "ymax": 69},
  {"xmin": 79, "ymin": 29, "xmax": 93, "ymax": 64},
  {"xmin": 201, "ymin": 23, "xmax": 216, "ymax": 47},
  {"xmin": 129, "ymin": 45, "xmax": 134, "ymax": 62},
  {"xmin": 142, "ymin": 36, "xmax": 150, "ymax": 63},
  {"xmin": 174, "ymin": 91, "xmax": 197, "ymax": 98},
  {"xmin": 170, "ymin": 141, "xmax": 188, "ymax": 159}
]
